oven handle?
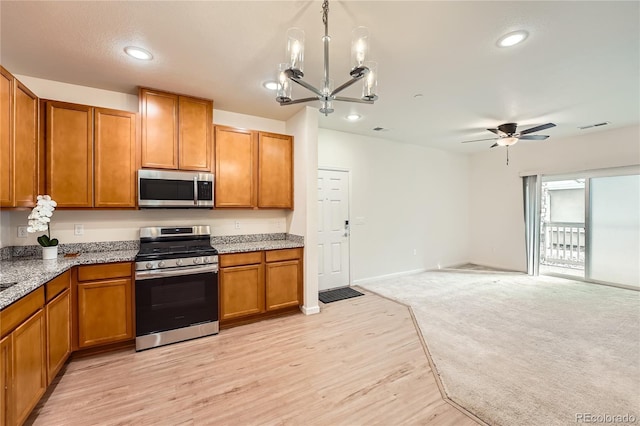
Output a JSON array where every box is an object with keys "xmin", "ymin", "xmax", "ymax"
[{"xmin": 135, "ymin": 265, "xmax": 218, "ymax": 281}]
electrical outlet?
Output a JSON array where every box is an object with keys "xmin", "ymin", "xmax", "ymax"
[
  {"xmin": 74, "ymin": 224, "xmax": 84, "ymax": 236},
  {"xmin": 17, "ymin": 226, "xmax": 28, "ymax": 238},
  {"xmin": 413, "ymin": 249, "xmax": 417, "ymax": 256},
  {"xmin": 234, "ymin": 221, "xmax": 240, "ymax": 229}
]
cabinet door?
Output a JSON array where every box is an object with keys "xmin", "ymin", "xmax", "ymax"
[
  {"xmin": 94, "ymin": 108, "xmax": 137, "ymax": 207},
  {"xmin": 46, "ymin": 101, "xmax": 93, "ymax": 207},
  {"xmin": 0, "ymin": 334, "xmax": 12, "ymax": 426},
  {"xmin": 0, "ymin": 67, "xmax": 13, "ymax": 207},
  {"xmin": 220, "ymin": 264, "xmax": 265, "ymax": 320},
  {"xmin": 14, "ymin": 80, "xmax": 40, "ymax": 208},
  {"xmin": 258, "ymin": 132, "xmax": 293, "ymax": 209},
  {"xmin": 77, "ymin": 278, "xmax": 133, "ymax": 349},
  {"xmin": 265, "ymin": 259, "xmax": 301, "ymax": 311},
  {"xmin": 178, "ymin": 96, "xmax": 212, "ymax": 172},
  {"xmin": 46, "ymin": 288, "xmax": 70, "ymax": 384},
  {"xmin": 214, "ymin": 126, "xmax": 256, "ymax": 208},
  {"xmin": 140, "ymin": 89, "xmax": 178, "ymax": 169},
  {"xmin": 13, "ymin": 309, "xmax": 46, "ymax": 426}
]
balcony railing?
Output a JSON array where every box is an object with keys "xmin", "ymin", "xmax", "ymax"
[{"xmin": 541, "ymin": 221, "xmax": 585, "ymax": 268}]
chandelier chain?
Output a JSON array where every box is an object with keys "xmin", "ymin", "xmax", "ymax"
[{"xmin": 322, "ymin": 0, "xmax": 329, "ymax": 27}]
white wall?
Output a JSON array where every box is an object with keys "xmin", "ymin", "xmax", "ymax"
[
  {"xmin": 318, "ymin": 129, "xmax": 470, "ymax": 283},
  {"xmin": 286, "ymin": 107, "xmax": 319, "ymax": 315},
  {"xmin": 2, "ymin": 75, "xmax": 292, "ymax": 246},
  {"xmin": 469, "ymin": 124, "xmax": 640, "ymax": 272},
  {"xmin": 0, "ymin": 211, "xmax": 10, "ymax": 248},
  {"xmin": 8, "ymin": 209, "xmax": 287, "ymax": 246},
  {"xmin": 15, "ymin": 74, "xmax": 138, "ymax": 112}
]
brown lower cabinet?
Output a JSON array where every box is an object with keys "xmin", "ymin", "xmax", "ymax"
[
  {"xmin": 45, "ymin": 287, "xmax": 71, "ymax": 384},
  {"xmin": 0, "ymin": 263, "xmax": 133, "ymax": 425},
  {"xmin": 11, "ymin": 309, "xmax": 46, "ymax": 426},
  {"xmin": 220, "ymin": 248, "xmax": 303, "ymax": 325},
  {"xmin": 76, "ymin": 263, "xmax": 133, "ymax": 349}
]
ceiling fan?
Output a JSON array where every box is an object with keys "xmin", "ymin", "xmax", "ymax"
[
  {"xmin": 462, "ymin": 122, "xmax": 556, "ymax": 147},
  {"xmin": 461, "ymin": 122, "xmax": 556, "ymax": 164}
]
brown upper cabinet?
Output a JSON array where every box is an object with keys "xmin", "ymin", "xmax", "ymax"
[
  {"xmin": 214, "ymin": 126, "xmax": 293, "ymax": 209},
  {"xmin": 258, "ymin": 132, "xmax": 294, "ymax": 209},
  {"xmin": 94, "ymin": 108, "xmax": 137, "ymax": 208},
  {"xmin": 214, "ymin": 126, "xmax": 257, "ymax": 208},
  {"xmin": 0, "ymin": 66, "xmax": 42, "ymax": 208},
  {"xmin": 44, "ymin": 100, "xmax": 137, "ymax": 208},
  {"xmin": 140, "ymin": 88, "xmax": 213, "ymax": 172}
]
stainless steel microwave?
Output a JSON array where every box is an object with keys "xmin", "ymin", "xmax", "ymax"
[{"xmin": 138, "ymin": 169, "xmax": 214, "ymax": 208}]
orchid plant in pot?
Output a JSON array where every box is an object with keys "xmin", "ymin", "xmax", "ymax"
[{"xmin": 27, "ymin": 195, "xmax": 59, "ymax": 259}]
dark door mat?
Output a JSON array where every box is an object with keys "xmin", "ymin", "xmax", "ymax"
[{"xmin": 319, "ymin": 287, "xmax": 364, "ymax": 304}]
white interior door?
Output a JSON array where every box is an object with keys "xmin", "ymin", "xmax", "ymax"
[{"xmin": 317, "ymin": 169, "xmax": 350, "ymax": 291}]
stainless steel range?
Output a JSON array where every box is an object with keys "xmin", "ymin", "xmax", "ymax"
[{"xmin": 134, "ymin": 225, "xmax": 219, "ymax": 351}]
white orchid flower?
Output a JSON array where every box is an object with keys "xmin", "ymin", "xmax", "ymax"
[{"xmin": 26, "ymin": 195, "xmax": 58, "ymax": 247}]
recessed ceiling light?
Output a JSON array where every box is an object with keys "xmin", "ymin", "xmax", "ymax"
[
  {"xmin": 124, "ymin": 46, "xmax": 153, "ymax": 60},
  {"xmin": 346, "ymin": 113, "xmax": 361, "ymax": 121},
  {"xmin": 263, "ymin": 81, "xmax": 279, "ymax": 91},
  {"xmin": 497, "ymin": 30, "xmax": 529, "ymax": 48}
]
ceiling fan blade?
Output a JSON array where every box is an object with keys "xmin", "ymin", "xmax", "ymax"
[
  {"xmin": 461, "ymin": 137, "xmax": 499, "ymax": 143},
  {"xmin": 487, "ymin": 128, "xmax": 507, "ymax": 137},
  {"xmin": 490, "ymin": 143, "xmax": 499, "ymax": 148},
  {"xmin": 519, "ymin": 134, "xmax": 549, "ymax": 140},
  {"xmin": 519, "ymin": 123, "xmax": 556, "ymax": 135}
]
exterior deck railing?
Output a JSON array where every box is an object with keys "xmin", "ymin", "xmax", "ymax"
[{"xmin": 541, "ymin": 221, "xmax": 585, "ymax": 268}]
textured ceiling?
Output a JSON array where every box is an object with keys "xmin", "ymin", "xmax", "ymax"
[{"xmin": 1, "ymin": 1, "xmax": 638, "ymax": 153}]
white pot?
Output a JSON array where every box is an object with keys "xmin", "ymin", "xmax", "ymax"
[{"xmin": 42, "ymin": 246, "xmax": 58, "ymax": 260}]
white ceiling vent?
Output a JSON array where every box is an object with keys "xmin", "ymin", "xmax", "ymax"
[{"xmin": 578, "ymin": 121, "xmax": 610, "ymax": 130}]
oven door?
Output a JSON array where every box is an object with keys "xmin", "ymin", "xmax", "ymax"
[{"xmin": 135, "ymin": 266, "xmax": 219, "ymax": 337}]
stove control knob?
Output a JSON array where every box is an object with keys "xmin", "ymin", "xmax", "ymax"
[
  {"xmin": 204, "ymin": 256, "xmax": 211, "ymax": 264},
  {"xmin": 158, "ymin": 261, "xmax": 166, "ymax": 268},
  {"xmin": 194, "ymin": 258, "xmax": 201, "ymax": 264},
  {"xmin": 145, "ymin": 262, "xmax": 153, "ymax": 270},
  {"xmin": 176, "ymin": 259, "xmax": 184, "ymax": 266}
]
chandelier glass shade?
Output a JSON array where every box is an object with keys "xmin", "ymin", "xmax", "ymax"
[{"xmin": 275, "ymin": 0, "xmax": 378, "ymax": 115}]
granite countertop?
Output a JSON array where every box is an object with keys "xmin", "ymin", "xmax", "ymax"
[
  {"xmin": 0, "ymin": 250, "xmax": 138, "ymax": 310},
  {"xmin": 213, "ymin": 239, "xmax": 304, "ymax": 254},
  {"xmin": 0, "ymin": 233, "xmax": 305, "ymax": 310}
]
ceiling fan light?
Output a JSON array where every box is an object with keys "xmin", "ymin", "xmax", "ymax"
[{"xmin": 499, "ymin": 137, "xmax": 519, "ymax": 146}]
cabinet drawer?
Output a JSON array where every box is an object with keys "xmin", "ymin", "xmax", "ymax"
[
  {"xmin": 0, "ymin": 286, "xmax": 44, "ymax": 337},
  {"xmin": 77, "ymin": 262, "xmax": 131, "ymax": 282},
  {"xmin": 45, "ymin": 270, "xmax": 70, "ymax": 302},
  {"xmin": 265, "ymin": 248, "xmax": 302, "ymax": 263},
  {"xmin": 220, "ymin": 251, "xmax": 263, "ymax": 268}
]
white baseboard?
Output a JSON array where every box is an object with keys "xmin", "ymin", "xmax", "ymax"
[
  {"xmin": 301, "ymin": 305, "xmax": 320, "ymax": 315},
  {"xmin": 352, "ymin": 268, "xmax": 428, "ymax": 285}
]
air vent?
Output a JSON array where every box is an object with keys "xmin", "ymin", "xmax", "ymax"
[
  {"xmin": 372, "ymin": 127, "xmax": 389, "ymax": 132},
  {"xmin": 578, "ymin": 121, "xmax": 610, "ymax": 130}
]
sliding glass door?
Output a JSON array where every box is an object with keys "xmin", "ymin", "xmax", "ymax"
[
  {"xmin": 588, "ymin": 174, "xmax": 640, "ymax": 288},
  {"xmin": 539, "ymin": 178, "xmax": 585, "ymax": 279},
  {"xmin": 529, "ymin": 166, "xmax": 639, "ymax": 289}
]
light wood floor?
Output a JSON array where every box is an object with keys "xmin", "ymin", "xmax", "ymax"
[{"xmin": 28, "ymin": 292, "xmax": 478, "ymax": 426}]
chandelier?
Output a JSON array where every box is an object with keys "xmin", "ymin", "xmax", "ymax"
[{"xmin": 275, "ymin": 0, "xmax": 378, "ymax": 116}]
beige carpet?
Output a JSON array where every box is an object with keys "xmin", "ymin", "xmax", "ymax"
[{"xmin": 359, "ymin": 267, "xmax": 640, "ymax": 426}]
